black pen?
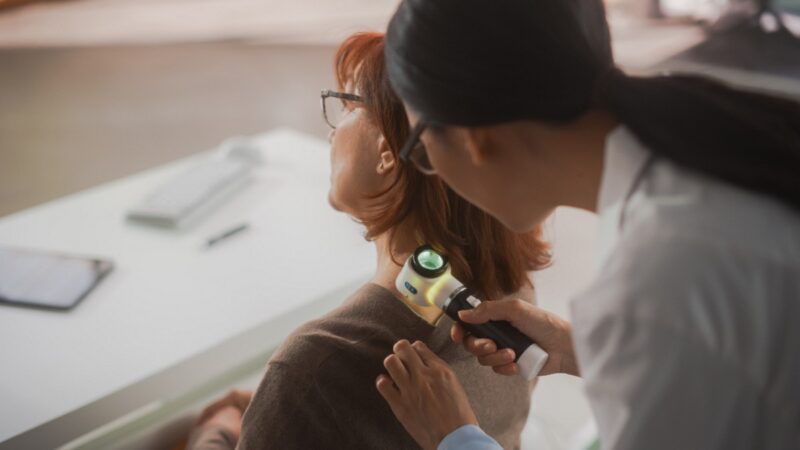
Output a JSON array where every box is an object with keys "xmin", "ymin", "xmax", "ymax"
[{"xmin": 205, "ymin": 223, "xmax": 250, "ymax": 248}]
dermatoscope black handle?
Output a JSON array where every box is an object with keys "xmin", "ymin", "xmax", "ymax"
[{"xmin": 444, "ymin": 289, "xmax": 533, "ymax": 362}]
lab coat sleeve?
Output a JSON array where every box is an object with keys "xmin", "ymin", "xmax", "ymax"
[
  {"xmin": 572, "ymin": 236, "xmax": 761, "ymax": 450},
  {"xmin": 438, "ymin": 425, "xmax": 503, "ymax": 450}
]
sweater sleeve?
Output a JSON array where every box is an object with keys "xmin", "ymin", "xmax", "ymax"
[
  {"xmin": 235, "ymin": 362, "xmax": 345, "ymax": 449},
  {"xmin": 187, "ymin": 362, "xmax": 344, "ymax": 450}
]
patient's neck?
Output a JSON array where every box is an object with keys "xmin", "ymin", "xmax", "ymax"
[{"xmin": 370, "ymin": 227, "xmax": 444, "ymax": 325}]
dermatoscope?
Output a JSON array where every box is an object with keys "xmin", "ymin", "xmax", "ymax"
[{"xmin": 396, "ymin": 245, "xmax": 548, "ymax": 380}]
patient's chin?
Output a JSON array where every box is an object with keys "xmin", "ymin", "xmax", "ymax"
[
  {"xmin": 328, "ymin": 191, "xmax": 343, "ymax": 212},
  {"xmin": 328, "ymin": 187, "xmax": 364, "ymax": 220},
  {"xmin": 328, "ymin": 190, "xmax": 354, "ymax": 215}
]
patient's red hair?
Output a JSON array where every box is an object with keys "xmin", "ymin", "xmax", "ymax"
[{"xmin": 335, "ymin": 32, "xmax": 551, "ymax": 299}]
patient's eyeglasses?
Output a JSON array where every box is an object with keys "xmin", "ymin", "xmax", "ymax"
[
  {"xmin": 323, "ymin": 88, "xmax": 436, "ymax": 176},
  {"xmin": 321, "ymin": 89, "xmax": 363, "ymax": 129},
  {"xmin": 399, "ymin": 121, "xmax": 436, "ymax": 175}
]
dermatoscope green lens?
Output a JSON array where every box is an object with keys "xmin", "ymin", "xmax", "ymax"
[{"xmin": 417, "ymin": 249, "xmax": 445, "ymax": 271}]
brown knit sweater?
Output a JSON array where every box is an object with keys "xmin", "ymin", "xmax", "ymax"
[{"xmin": 189, "ymin": 283, "xmax": 535, "ymax": 449}]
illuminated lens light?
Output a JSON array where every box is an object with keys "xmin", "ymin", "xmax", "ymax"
[{"xmin": 417, "ymin": 249, "xmax": 444, "ymax": 271}]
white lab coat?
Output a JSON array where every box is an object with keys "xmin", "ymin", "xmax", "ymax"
[{"xmin": 570, "ymin": 127, "xmax": 800, "ymax": 449}]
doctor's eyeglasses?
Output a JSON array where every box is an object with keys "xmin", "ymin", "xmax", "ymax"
[
  {"xmin": 321, "ymin": 89, "xmax": 363, "ymax": 129},
  {"xmin": 400, "ymin": 121, "xmax": 437, "ymax": 175}
]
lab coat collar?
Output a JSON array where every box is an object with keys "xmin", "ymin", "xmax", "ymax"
[{"xmin": 595, "ymin": 126, "xmax": 653, "ymax": 265}]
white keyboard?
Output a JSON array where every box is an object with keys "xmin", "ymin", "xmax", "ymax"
[{"xmin": 127, "ymin": 157, "xmax": 253, "ymax": 228}]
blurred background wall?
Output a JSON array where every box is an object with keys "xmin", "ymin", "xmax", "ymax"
[{"xmin": 0, "ymin": 0, "xmax": 797, "ymax": 216}]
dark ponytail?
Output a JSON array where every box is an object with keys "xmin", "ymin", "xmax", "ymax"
[
  {"xmin": 601, "ymin": 71, "xmax": 800, "ymax": 210},
  {"xmin": 386, "ymin": 0, "xmax": 800, "ymax": 211}
]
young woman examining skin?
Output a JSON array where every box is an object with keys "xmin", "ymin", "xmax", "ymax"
[{"xmin": 377, "ymin": 1, "xmax": 800, "ymax": 449}]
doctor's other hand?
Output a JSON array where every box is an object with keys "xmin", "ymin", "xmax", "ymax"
[
  {"xmin": 452, "ymin": 299, "xmax": 580, "ymax": 377},
  {"xmin": 376, "ymin": 340, "xmax": 479, "ymax": 450}
]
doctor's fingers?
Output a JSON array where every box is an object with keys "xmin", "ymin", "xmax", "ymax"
[
  {"xmin": 411, "ymin": 340, "xmax": 447, "ymax": 368},
  {"xmin": 458, "ymin": 299, "xmax": 532, "ymax": 327},
  {"xmin": 459, "ymin": 299, "xmax": 560, "ymax": 342},
  {"xmin": 450, "ymin": 322, "xmax": 465, "ymax": 343},
  {"xmin": 451, "ymin": 324, "xmax": 500, "ymax": 355},
  {"xmin": 409, "ymin": 342, "xmax": 462, "ymax": 389},
  {"xmin": 384, "ymin": 353, "xmax": 411, "ymax": 389},
  {"xmin": 462, "ymin": 335, "xmax": 499, "ymax": 356},
  {"xmin": 476, "ymin": 348, "xmax": 516, "ymax": 368},
  {"xmin": 394, "ymin": 339, "xmax": 428, "ymax": 373},
  {"xmin": 376, "ymin": 373, "xmax": 402, "ymax": 404},
  {"xmin": 493, "ymin": 362, "xmax": 519, "ymax": 376}
]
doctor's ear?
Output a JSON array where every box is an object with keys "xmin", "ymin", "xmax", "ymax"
[
  {"xmin": 461, "ymin": 127, "xmax": 494, "ymax": 166},
  {"xmin": 376, "ymin": 136, "xmax": 396, "ymax": 175}
]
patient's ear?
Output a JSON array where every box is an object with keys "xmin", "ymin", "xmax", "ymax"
[{"xmin": 376, "ymin": 136, "xmax": 396, "ymax": 175}]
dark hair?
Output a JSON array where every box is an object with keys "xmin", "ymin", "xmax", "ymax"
[
  {"xmin": 334, "ymin": 32, "xmax": 551, "ymax": 299},
  {"xmin": 385, "ymin": 0, "xmax": 800, "ymax": 211}
]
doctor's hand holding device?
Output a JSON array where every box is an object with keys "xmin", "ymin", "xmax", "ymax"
[{"xmin": 396, "ymin": 245, "xmax": 549, "ymax": 380}]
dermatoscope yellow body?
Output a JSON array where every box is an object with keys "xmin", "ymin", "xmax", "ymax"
[{"xmin": 396, "ymin": 245, "xmax": 548, "ymax": 379}]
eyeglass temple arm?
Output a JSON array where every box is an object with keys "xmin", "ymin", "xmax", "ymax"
[{"xmin": 399, "ymin": 121, "xmax": 427, "ymax": 162}]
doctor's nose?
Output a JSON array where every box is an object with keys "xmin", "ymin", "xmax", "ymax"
[{"xmin": 327, "ymin": 129, "xmax": 335, "ymax": 144}]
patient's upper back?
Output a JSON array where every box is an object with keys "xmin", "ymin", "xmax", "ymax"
[{"xmin": 238, "ymin": 283, "xmax": 534, "ymax": 450}]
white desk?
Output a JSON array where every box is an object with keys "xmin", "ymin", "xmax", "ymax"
[{"xmin": 0, "ymin": 129, "xmax": 375, "ymax": 448}]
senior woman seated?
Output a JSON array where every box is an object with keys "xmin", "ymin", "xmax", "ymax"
[{"xmin": 186, "ymin": 32, "xmax": 551, "ymax": 450}]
